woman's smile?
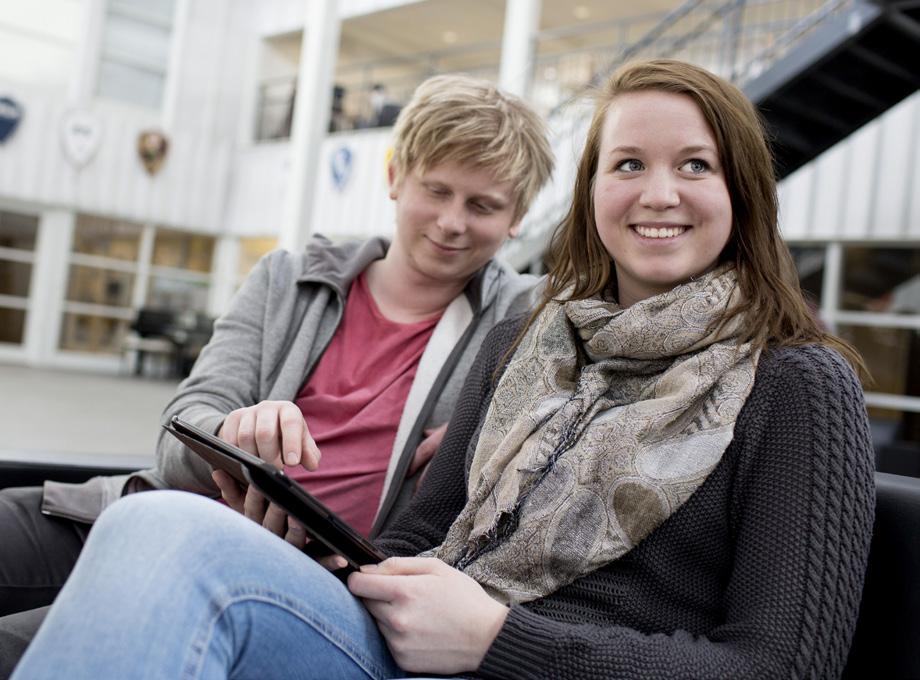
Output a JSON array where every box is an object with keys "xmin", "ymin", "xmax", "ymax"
[{"xmin": 631, "ymin": 222, "xmax": 690, "ymax": 240}]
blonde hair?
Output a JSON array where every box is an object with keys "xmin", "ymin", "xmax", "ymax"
[
  {"xmin": 391, "ymin": 74, "xmax": 554, "ymax": 221},
  {"xmin": 539, "ymin": 59, "xmax": 865, "ymax": 374}
]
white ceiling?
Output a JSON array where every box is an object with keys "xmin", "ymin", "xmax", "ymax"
[
  {"xmin": 337, "ymin": 0, "xmax": 683, "ymax": 69},
  {"xmin": 266, "ymin": 0, "xmax": 685, "ymax": 94}
]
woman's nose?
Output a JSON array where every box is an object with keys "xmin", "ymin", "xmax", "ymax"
[{"xmin": 639, "ymin": 170, "xmax": 680, "ymax": 211}]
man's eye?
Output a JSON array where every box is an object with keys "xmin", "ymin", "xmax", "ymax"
[
  {"xmin": 615, "ymin": 159, "xmax": 644, "ymax": 172},
  {"xmin": 470, "ymin": 202, "xmax": 492, "ymax": 215},
  {"xmin": 681, "ymin": 159, "xmax": 710, "ymax": 174}
]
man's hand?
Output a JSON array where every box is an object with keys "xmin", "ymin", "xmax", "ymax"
[
  {"xmin": 409, "ymin": 423, "xmax": 448, "ymax": 477},
  {"xmin": 213, "ymin": 401, "xmax": 321, "ymax": 546},
  {"xmin": 212, "ymin": 469, "xmax": 308, "ymax": 547},
  {"xmin": 219, "ymin": 400, "xmax": 321, "ymax": 469},
  {"xmin": 347, "ymin": 557, "xmax": 509, "ymax": 674}
]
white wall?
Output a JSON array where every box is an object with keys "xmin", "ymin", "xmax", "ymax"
[
  {"xmin": 0, "ymin": 0, "xmax": 259, "ymax": 234},
  {"xmin": 254, "ymin": 0, "xmax": 427, "ymax": 36},
  {"xmin": 168, "ymin": 0, "xmax": 255, "ymax": 143},
  {"xmin": 224, "ymin": 128, "xmax": 395, "ymax": 240},
  {"xmin": 3, "ymin": 0, "xmax": 918, "ymax": 251},
  {"xmin": 0, "ymin": 0, "xmax": 81, "ymax": 89},
  {"xmin": 0, "ymin": 83, "xmax": 231, "ymax": 232},
  {"xmin": 779, "ymin": 90, "xmax": 920, "ymax": 242}
]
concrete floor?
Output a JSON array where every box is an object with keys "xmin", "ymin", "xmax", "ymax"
[{"xmin": 0, "ymin": 363, "xmax": 180, "ymax": 467}]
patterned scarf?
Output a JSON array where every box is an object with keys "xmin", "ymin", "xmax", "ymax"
[{"xmin": 431, "ymin": 266, "xmax": 760, "ymax": 604}]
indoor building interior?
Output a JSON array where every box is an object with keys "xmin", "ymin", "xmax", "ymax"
[{"xmin": 0, "ymin": 0, "xmax": 917, "ymax": 475}]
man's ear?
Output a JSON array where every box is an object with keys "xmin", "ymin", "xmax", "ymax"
[{"xmin": 387, "ymin": 160, "xmax": 399, "ymax": 200}]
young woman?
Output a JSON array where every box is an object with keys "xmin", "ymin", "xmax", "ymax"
[{"xmin": 12, "ymin": 60, "xmax": 874, "ymax": 680}]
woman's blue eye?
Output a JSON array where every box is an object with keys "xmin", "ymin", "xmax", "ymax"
[
  {"xmin": 682, "ymin": 159, "xmax": 710, "ymax": 174},
  {"xmin": 616, "ymin": 159, "xmax": 644, "ymax": 172}
]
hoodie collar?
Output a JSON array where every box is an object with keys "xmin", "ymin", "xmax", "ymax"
[{"xmin": 296, "ymin": 234, "xmax": 506, "ymax": 316}]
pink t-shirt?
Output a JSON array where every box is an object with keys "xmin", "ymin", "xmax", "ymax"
[{"xmin": 286, "ymin": 271, "xmax": 440, "ymax": 536}]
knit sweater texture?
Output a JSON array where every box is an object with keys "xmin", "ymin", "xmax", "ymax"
[{"xmin": 377, "ymin": 317, "xmax": 876, "ymax": 680}]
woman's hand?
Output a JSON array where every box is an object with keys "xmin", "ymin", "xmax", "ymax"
[
  {"xmin": 347, "ymin": 557, "xmax": 509, "ymax": 674},
  {"xmin": 213, "ymin": 401, "xmax": 321, "ymax": 546}
]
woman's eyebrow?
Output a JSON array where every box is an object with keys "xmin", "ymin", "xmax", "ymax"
[
  {"xmin": 607, "ymin": 145, "xmax": 643, "ymax": 155},
  {"xmin": 680, "ymin": 144, "xmax": 718, "ymax": 154}
]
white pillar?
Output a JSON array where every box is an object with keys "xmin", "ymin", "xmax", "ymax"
[
  {"xmin": 68, "ymin": 0, "xmax": 106, "ymax": 104},
  {"xmin": 208, "ymin": 235, "xmax": 241, "ymax": 317},
  {"xmin": 498, "ymin": 0, "xmax": 541, "ymax": 98},
  {"xmin": 279, "ymin": 0, "xmax": 341, "ymax": 253},
  {"xmin": 26, "ymin": 210, "xmax": 75, "ymax": 365},
  {"xmin": 822, "ymin": 242, "xmax": 842, "ymax": 334},
  {"xmin": 161, "ymin": 0, "xmax": 191, "ymax": 131}
]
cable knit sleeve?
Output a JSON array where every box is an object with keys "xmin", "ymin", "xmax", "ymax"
[{"xmin": 477, "ymin": 345, "xmax": 876, "ymax": 679}]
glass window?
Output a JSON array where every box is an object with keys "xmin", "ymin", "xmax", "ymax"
[
  {"xmin": 842, "ymin": 246, "xmax": 920, "ymax": 314},
  {"xmin": 0, "ymin": 260, "xmax": 32, "ymax": 297},
  {"xmin": 0, "ymin": 210, "xmax": 38, "ymax": 250},
  {"xmin": 65, "ymin": 265, "xmax": 135, "ymax": 307},
  {"xmin": 152, "ymin": 228, "xmax": 215, "ymax": 273},
  {"xmin": 238, "ymin": 237, "xmax": 278, "ymax": 279},
  {"xmin": 101, "ymin": 13, "xmax": 172, "ymax": 65},
  {"xmin": 73, "ymin": 215, "xmax": 143, "ymax": 261},
  {"xmin": 111, "ymin": 0, "xmax": 177, "ymax": 23},
  {"xmin": 96, "ymin": 0, "xmax": 175, "ymax": 109},
  {"xmin": 789, "ymin": 246, "xmax": 825, "ymax": 306},
  {"xmin": 837, "ymin": 325, "xmax": 919, "ymax": 398},
  {"xmin": 96, "ymin": 59, "xmax": 165, "ymax": 110},
  {"xmin": 58, "ymin": 313, "xmax": 128, "ymax": 354},
  {"xmin": 255, "ymin": 78, "xmax": 295, "ymax": 141},
  {"xmin": 146, "ymin": 276, "xmax": 209, "ymax": 311},
  {"xmin": 0, "ymin": 307, "xmax": 26, "ymax": 344}
]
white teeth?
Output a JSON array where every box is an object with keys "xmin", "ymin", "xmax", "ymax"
[{"xmin": 634, "ymin": 225, "xmax": 688, "ymax": 239}]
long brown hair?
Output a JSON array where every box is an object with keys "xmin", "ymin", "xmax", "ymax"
[{"xmin": 535, "ymin": 59, "xmax": 864, "ymax": 374}]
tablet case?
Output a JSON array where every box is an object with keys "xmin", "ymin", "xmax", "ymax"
[{"xmin": 164, "ymin": 416, "xmax": 386, "ymax": 570}]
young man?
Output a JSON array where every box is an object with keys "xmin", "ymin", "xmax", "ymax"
[{"xmin": 0, "ymin": 74, "xmax": 554, "ymax": 675}]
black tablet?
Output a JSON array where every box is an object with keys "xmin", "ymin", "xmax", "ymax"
[{"xmin": 163, "ymin": 416, "xmax": 386, "ymax": 570}]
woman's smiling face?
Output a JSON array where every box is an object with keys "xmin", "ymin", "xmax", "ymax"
[{"xmin": 593, "ymin": 90, "xmax": 733, "ymax": 307}]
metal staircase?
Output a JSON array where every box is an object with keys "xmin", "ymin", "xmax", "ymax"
[
  {"xmin": 747, "ymin": 0, "xmax": 920, "ymax": 178},
  {"xmin": 503, "ymin": 0, "xmax": 920, "ymax": 269}
]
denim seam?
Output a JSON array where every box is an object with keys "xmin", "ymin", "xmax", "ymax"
[{"xmin": 182, "ymin": 588, "xmax": 392, "ymax": 680}]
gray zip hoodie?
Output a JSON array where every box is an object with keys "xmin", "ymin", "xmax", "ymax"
[{"xmin": 42, "ymin": 235, "xmax": 537, "ymax": 537}]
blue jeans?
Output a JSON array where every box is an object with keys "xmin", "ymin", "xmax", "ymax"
[{"xmin": 11, "ymin": 491, "xmax": 435, "ymax": 680}]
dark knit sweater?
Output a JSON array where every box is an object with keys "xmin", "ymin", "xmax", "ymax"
[{"xmin": 377, "ymin": 317, "xmax": 876, "ymax": 680}]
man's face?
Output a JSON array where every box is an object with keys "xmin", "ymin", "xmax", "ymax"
[{"xmin": 388, "ymin": 160, "xmax": 520, "ymax": 286}]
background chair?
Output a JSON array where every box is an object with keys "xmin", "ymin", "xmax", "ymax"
[
  {"xmin": 121, "ymin": 308, "xmax": 178, "ymax": 377},
  {"xmin": 843, "ymin": 472, "xmax": 920, "ymax": 678}
]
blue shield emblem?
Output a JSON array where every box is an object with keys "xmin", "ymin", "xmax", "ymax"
[
  {"xmin": 0, "ymin": 96, "xmax": 23, "ymax": 143},
  {"xmin": 330, "ymin": 146, "xmax": 352, "ymax": 191}
]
